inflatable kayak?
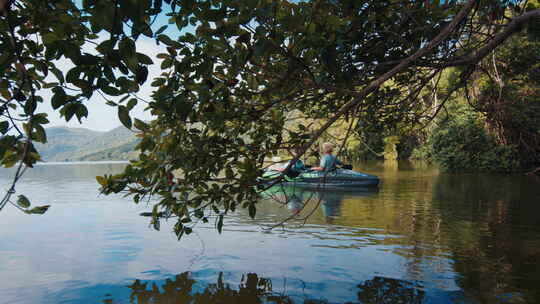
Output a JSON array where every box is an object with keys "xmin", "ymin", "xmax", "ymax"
[{"xmin": 261, "ymin": 168, "xmax": 379, "ymax": 190}]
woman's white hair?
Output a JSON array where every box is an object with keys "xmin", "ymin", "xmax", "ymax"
[{"xmin": 322, "ymin": 142, "xmax": 334, "ymax": 154}]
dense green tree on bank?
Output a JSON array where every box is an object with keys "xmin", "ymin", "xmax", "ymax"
[
  {"xmin": 475, "ymin": 33, "xmax": 540, "ymax": 167},
  {"xmin": 411, "ymin": 1, "xmax": 540, "ymax": 172},
  {"xmin": 1, "ymin": 0, "xmax": 539, "ymax": 235}
]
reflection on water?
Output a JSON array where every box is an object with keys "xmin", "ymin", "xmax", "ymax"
[
  {"xmin": 1, "ymin": 161, "xmax": 540, "ymax": 303},
  {"xmin": 124, "ymin": 272, "xmax": 285, "ymax": 304},
  {"xmin": 433, "ymin": 173, "xmax": 540, "ymax": 303},
  {"xmin": 109, "ymin": 271, "xmax": 431, "ymax": 304},
  {"xmin": 259, "ymin": 185, "xmax": 379, "ymax": 224}
]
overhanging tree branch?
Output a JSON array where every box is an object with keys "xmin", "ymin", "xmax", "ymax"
[
  {"xmin": 443, "ymin": 9, "xmax": 540, "ymax": 67},
  {"xmin": 292, "ymin": 0, "xmax": 478, "ymax": 160}
]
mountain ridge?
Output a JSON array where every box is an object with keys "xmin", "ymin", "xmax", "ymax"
[{"xmin": 36, "ymin": 126, "xmax": 139, "ymax": 161}]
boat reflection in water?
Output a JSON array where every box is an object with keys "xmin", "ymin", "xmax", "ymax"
[
  {"xmin": 115, "ymin": 271, "xmax": 428, "ymax": 304},
  {"xmin": 260, "ymin": 185, "xmax": 379, "ymax": 223}
]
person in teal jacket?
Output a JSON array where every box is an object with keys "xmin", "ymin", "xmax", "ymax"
[
  {"xmin": 277, "ymin": 149, "xmax": 306, "ymax": 176},
  {"xmin": 278, "ymin": 150, "xmax": 306, "ymax": 172},
  {"xmin": 313, "ymin": 142, "xmax": 342, "ymax": 172}
]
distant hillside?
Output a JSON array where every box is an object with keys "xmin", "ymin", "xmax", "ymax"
[{"xmin": 36, "ymin": 126, "xmax": 139, "ymax": 162}]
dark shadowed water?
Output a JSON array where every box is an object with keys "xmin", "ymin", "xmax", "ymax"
[{"xmin": 1, "ymin": 161, "xmax": 539, "ymax": 304}]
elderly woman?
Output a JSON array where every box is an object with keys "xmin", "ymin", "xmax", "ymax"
[{"xmin": 313, "ymin": 142, "xmax": 342, "ymax": 172}]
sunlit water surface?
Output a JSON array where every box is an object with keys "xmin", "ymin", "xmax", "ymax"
[{"xmin": 1, "ymin": 162, "xmax": 540, "ymax": 303}]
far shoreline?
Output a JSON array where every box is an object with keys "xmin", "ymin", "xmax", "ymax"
[{"xmin": 35, "ymin": 160, "xmax": 130, "ymax": 166}]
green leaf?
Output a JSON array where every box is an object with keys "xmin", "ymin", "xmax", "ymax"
[
  {"xmin": 33, "ymin": 124, "xmax": 47, "ymax": 143},
  {"xmin": 194, "ymin": 209, "xmax": 204, "ymax": 218},
  {"xmin": 51, "ymin": 87, "xmax": 67, "ymax": 109},
  {"xmin": 151, "ymin": 78, "xmax": 166, "ymax": 87},
  {"xmin": 126, "ymin": 98, "xmax": 137, "ymax": 110},
  {"xmin": 62, "ymin": 103, "xmax": 77, "ymax": 122},
  {"xmin": 157, "ymin": 34, "xmax": 175, "ymax": 46},
  {"xmin": 120, "ymin": 37, "xmax": 136, "ymax": 59},
  {"xmin": 0, "ymin": 88, "xmax": 10, "ymax": 99},
  {"xmin": 248, "ymin": 203, "xmax": 256, "ymax": 219},
  {"xmin": 17, "ymin": 195, "xmax": 31, "ymax": 208},
  {"xmin": 26, "ymin": 205, "xmax": 50, "ymax": 215},
  {"xmin": 155, "ymin": 25, "xmax": 168, "ymax": 35},
  {"xmin": 75, "ymin": 104, "xmax": 88, "ymax": 123},
  {"xmin": 0, "ymin": 121, "xmax": 9, "ymax": 134},
  {"xmin": 204, "ymin": 9, "xmax": 226, "ymax": 22},
  {"xmin": 137, "ymin": 53, "xmax": 154, "ymax": 65},
  {"xmin": 24, "ymin": 97, "xmax": 37, "ymax": 115},
  {"xmin": 42, "ymin": 82, "xmax": 59, "ymax": 89},
  {"xmin": 216, "ymin": 214, "xmax": 224, "ymax": 233},
  {"xmin": 66, "ymin": 67, "xmax": 81, "ymax": 84},
  {"xmin": 96, "ymin": 39, "xmax": 115, "ymax": 54},
  {"xmin": 42, "ymin": 33, "xmax": 58, "ymax": 44},
  {"xmin": 13, "ymin": 91, "xmax": 25, "ymax": 101},
  {"xmin": 134, "ymin": 118, "xmax": 149, "ymax": 131},
  {"xmin": 96, "ymin": 175, "xmax": 107, "ymax": 187},
  {"xmin": 32, "ymin": 113, "xmax": 49, "ymax": 125},
  {"xmin": 2, "ymin": 152, "xmax": 19, "ymax": 168},
  {"xmin": 152, "ymin": 218, "xmax": 160, "ymax": 231},
  {"xmin": 50, "ymin": 67, "xmax": 65, "ymax": 83},
  {"xmin": 101, "ymin": 86, "xmax": 121, "ymax": 96},
  {"xmin": 22, "ymin": 123, "xmax": 31, "ymax": 138},
  {"xmin": 135, "ymin": 66, "xmax": 148, "ymax": 84},
  {"xmin": 118, "ymin": 105, "xmax": 132, "ymax": 129},
  {"xmin": 161, "ymin": 58, "xmax": 173, "ymax": 69}
]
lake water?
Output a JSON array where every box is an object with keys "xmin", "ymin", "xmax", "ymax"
[{"xmin": 1, "ymin": 162, "xmax": 539, "ymax": 304}]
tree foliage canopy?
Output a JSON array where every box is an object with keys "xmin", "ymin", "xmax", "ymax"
[{"xmin": 1, "ymin": 0, "xmax": 539, "ymax": 236}]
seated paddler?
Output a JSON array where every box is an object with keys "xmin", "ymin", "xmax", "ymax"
[
  {"xmin": 277, "ymin": 149, "xmax": 306, "ymax": 177},
  {"xmin": 312, "ymin": 142, "xmax": 343, "ymax": 172}
]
